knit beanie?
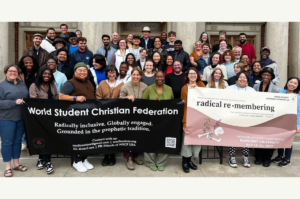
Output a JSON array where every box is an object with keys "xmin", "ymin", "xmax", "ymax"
[{"xmin": 74, "ymin": 62, "xmax": 88, "ymax": 71}]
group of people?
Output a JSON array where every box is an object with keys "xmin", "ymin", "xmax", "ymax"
[{"xmin": 0, "ymin": 24, "xmax": 299, "ymax": 177}]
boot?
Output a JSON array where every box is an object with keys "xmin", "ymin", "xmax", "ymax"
[
  {"xmin": 187, "ymin": 156, "xmax": 198, "ymax": 170},
  {"xmin": 102, "ymin": 154, "xmax": 109, "ymax": 166},
  {"xmin": 109, "ymin": 153, "xmax": 116, "ymax": 166},
  {"xmin": 182, "ymin": 156, "xmax": 189, "ymax": 173}
]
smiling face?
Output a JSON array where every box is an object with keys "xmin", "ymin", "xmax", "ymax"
[
  {"xmin": 234, "ymin": 64, "xmax": 241, "ymax": 74},
  {"xmin": 287, "ymin": 78, "xmax": 299, "ymax": 92},
  {"xmin": 119, "ymin": 63, "xmax": 129, "ymax": 76},
  {"xmin": 212, "ymin": 54, "xmax": 220, "ymax": 65},
  {"xmin": 69, "ymin": 37, "xmax": 77, "ymax": 45},
  {"xmin": 93, "ymin": 59, "xmax": 102, "ymax": 70},
  {"xmin": 119, "ymin": 39, "xmax": 126, "ymax": 50},
  {"xmin": 166, "ymin": 56, "xmax": 173, "ymax": 66},
  {"xmin": 47, "ymin": 30, "xmax": 56, "ymax": 40},
  {"xmin": 57, "ymin": 51, "xmax": 67, "ymax": 62},
  {"xmin": 168, "ymin": 34, "xmax": 176, "ymax": 42},
  {"xmin": 112, "ymin": 32, "xmax": 119, "ymax": 42},
  {"xmin": 153, "ymin": 53, "xmax": 161, "ymax": 64},
  {"xmin": 102, "ymin": 36, "xmax": 110, "ymax": 46},
  {"xmin": 5, "ymin": 66, "xmax": 18, "ymax": 81},
  {"xmin": 224, "ymin": 53, "xmax": 232, "ymax": 62},
  {"xmin": 253, "ymin": 62, "xmax": 262, "ymax": 74},
  {"xmin": 139, "ymin": 50, "xmax": 147, "ymax": 59},
  {"xmin": 74, "ymin": 67, "xmax": 88, "ymax": 80},
  {"xmin": 174, "ymin": 43, "xmax": 182, "ymax": 51},
  {"xmin": 42, "ymin": 70, "xmax": 52, "ymax": 83},
  {"xmin": 47, "ymin": 59, "xmax": 57, "ymax": 71},
  {"xmin": 33, "ymin": 36, "xmax": 42, "ymax": 47},
  {"xmin": 219, "ymin": 41, "xmax": 227, "ymax": 49},
  {"xmin": 202, "ymin": 45, "xmax": 210, "ymax": 54},
  {"xmin": 127, "ymin": 34, "xmax": 133, "ymax": 42},
  {"xmin": 142, "ymin": 31, "xmax": 150, "ymax": 39},
  {"xmin": 195, "ymin": 41, "xmax": 202, "ymax": 51},
  {"xmin": 237, "ymin": 73, "xmax": 248, "ymax": 87},
  {"xmin": 154, "ymin": 38, "xmax": 162, "ymax": 50},
  {"xmin": 173, "ymin": 61, "xmax": 182, "ymax": 73},
  {"xmin": 241, "ymin": 55, "xmax": 249, "ymax": 65},
  {"xmin": 261, "ymin": 72, "xmax": 272, "ymax": 83},
  {"xmin": 60, "ymin": 25, "xmax": 68, "ymax": 34},
  {"xmin": 23, "ymin": 57, "xmax": 33, "ymax": 72},
  {"xmin": 161, "ymin": 32, "xmax": 167, "ymax": 42},
  {"xmin": 239, "ymin": 35, "xmax": 247, "ymax": 44},
  {"xmin": 261, "ymin": 50, "xmax": 270, "ymax": 60},
  {"xmin": 145, "ymin": 61, "xmax": 154, "ymax": 73},
  {"xmin": 131, "ymin": 70, "xmax": 141, "ymax": 84},
  {"xmin": 213, "ymin": 69, "xmax": 222, "ymax": 81},
  {"xmin": 202, "ymin": 33, "xmax": 207, "ymax": 42},
  {"xmin": 107, "ymin": 70, "xmax": 116, "ymax": 80},
  {"xmin": 55, "ymin": 42, "xmax": 65, "ymax": 49},
  {"xmin": 132, "ymin": 38, "xmax": 140, "ymax": 45},
  {"xmin": 234, "ymin": 48, "xmax": 242, "ymax": 59},
  {"xmin": 78, "ymin": 40, "xmax": 87, "ymax": 51},
  {"xmin": 126, "ymin": 55, "xmax": 134, "ymax": 65},
  {"xmin": 155, "ymin": 72, "xmax": 164, "ymax": 86},
  {"xmin": 188, "ymin": 69, "xmax": 198, "ymax": 83}
]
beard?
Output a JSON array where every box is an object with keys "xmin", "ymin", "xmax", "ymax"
[{"xmin": 239, "ymin": 39, "xmax": 246, "ymax": 44}]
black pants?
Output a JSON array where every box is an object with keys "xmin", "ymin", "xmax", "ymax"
[
  {"xmin": 39, "ymin": 154, "xmax": 51, "ymax": 163},
  {"xmin": 254, "ymin": 149, "xmax": 275, "ymax": 163},
  {"xmin": 74, "ymin": 156, "xmax": 88, "ymax": 163}
]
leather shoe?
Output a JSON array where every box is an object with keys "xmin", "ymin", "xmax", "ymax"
[
  {"xmin": 254, "ymin": 159, "xmax": 262, "ymax": 165},
  {"xmin": 109, "ymin": 154, "xmax": 116, "ymax": 166},
  {"xmin": 102, "ymin": 154, "xmax": 109, "ymax": 166},
  {"xmin": 182, "ymin": 162, "xmax": 190, "ymax": 173},
  {"xmin": 263, "ymin": 161, "xmax": 271, "ymax": 167},
  {"xmin": 188, "ymin": 161, "xmax": 198, "ymax": 170}
]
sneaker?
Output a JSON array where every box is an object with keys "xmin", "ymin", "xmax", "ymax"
[
  {"xmin": 272, "ymin": 156, "xmax": 283, "ymax": 163},
  {"xmin": 229, "ymin": 157, "xmax": 237, "ymax": 168},
  {"xmin": 126, "ymin": 157, "xmax": 135, "ymax": 170},
  {"xmin": 46, "ymin": 162, "xmax": 54, "ymax": 174},
  {"xmin": 36, "ymin": 159, "xmax": 45, "ymax": 170},
  {"xmin": 21, "ymin": 143, "xmax": 27, "ymax": 151},
  {"xmin": 73, "ymin": 161, "xmax": 88, "ymax": 173},
  {"xmin": 278, "ymin": 159, "xmax": 291, "ymax": 167},
  {"xmin": 149, "ymin": 165, "xmax": 157, "ymax": 171},
  {"xmin": 242, "ymin": 156, "xmax": 251, "ymax": 168},
  {"xmin": 133, "ymin": 157, "xmax": 143, "ymax": 165},
  {"xmin": 157, "ymin": 166, "xmax": 164, "ymax": 171},
  {"xmin": 83, "ymin": 159, "xmax": 94, "ymax": 170}
]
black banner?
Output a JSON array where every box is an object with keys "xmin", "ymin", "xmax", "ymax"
[{"xmin": 22, "ymin": 99, "xmax": 184, "ymax": 156}]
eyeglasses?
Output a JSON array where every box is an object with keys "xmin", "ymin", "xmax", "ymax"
[
  {"xmin": 195, "ymin": 44, "xmax": 202, "ymax": 47},
  {"xmin": 119, "ymin": 42, "xmax": 126, "ymax": 44},
  {"xmin": 8, "ymin": 70, "xmax": 18, "ymax": 73},
  {"xmin": 77, "ymin": 69, "xmax": 87, "ymax": 73},
  {"xmin": 47, "ymin": 61, "xmax": 56, "ymax": 64}
]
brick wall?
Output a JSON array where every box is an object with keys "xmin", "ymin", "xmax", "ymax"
[{"xmin": 14, "ymin": 22, "xmax": 19, "ymax": 65}]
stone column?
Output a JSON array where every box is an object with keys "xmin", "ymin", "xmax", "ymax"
[
  {"xmin": 265, "ymin": 22, "xmax": 289, "ymax": 88},
  {"xmin": 176, "ymin": 22, "xmax": 197, "ymax": 54},
  {"xmin": 196, "ymin": 22, "xmax": 206, "ymax": 41},
  {"xmin": 0, "ymin": 22, "xmax": 9, "ymax": 81},
  {"xmin": 289, "ymin": 22, "xmax": 300, "ymax": 78},
  {"xmin": 81, "ymin": 22, "xmax": 113, "ymax": 54}
]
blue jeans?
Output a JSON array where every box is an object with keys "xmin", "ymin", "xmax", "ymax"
[
  {"xmin": 22, "ymin": 133, "xmax": 26, "ymax": 144},
  {"xmin": 277, "ymin": 146, "xmax": 293, "ymax": 161},
  {"xmin": 0, "ymin": 120, "xmax": 24, "ymax": 162}
]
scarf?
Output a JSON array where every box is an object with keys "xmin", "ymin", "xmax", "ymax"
[{"xmin": 259, "ymin": 58, "xmax": 275, "ymax": 68}]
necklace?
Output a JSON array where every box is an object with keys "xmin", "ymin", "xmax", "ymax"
[{"xmin": 131, "ymin": 83, "xmax": 140, "ymax": 98}]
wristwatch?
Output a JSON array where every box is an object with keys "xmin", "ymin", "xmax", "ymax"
[{"xmin": 73, "ymin": 96, "xmax": 77, "ymax": 101}]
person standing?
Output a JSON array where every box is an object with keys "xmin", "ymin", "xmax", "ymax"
[
  {"xmin": 110, "ymin": 39, "xmax": 129, "ymax": 71},
  {"xmin": 197, "ymin": 43, "xmax": 211, "ymax": 77},
  {"xmin": 110, "ymin": 32, "xmax": 119, "ymax": 49},
  {"xmin": 96, "ymin": 65, "xmax": 124, "ymax": 167},
  {"xmin": 222, "ymin": 50, "xmax": 236, "ymax": 79},
  {"xmin": 181, "ymin": 67, "xmax": 205, "ymax": 173},
  {"xmin": 272, "ymin": 77, "xmax": 300, "ymax": 167},
  {"xmin": 165, "ymin": 60, "xmax": 185, "ymax": 99},
  {"xmin": 161, "ymin": 31, "xmax": 168, "ymax": 47},
  {"xmin": 126, "ymin": 33, "xmax": 133, "ymax": 48},
  {"xmin": 0, "ymin": 65, "xmax": 29, "ymax": 177},
  {"xmin": 143, "ymin": 71, "xmax": 174, "ymax": 171},
  {"xmin": 47, "ymin": 58, "xmax": 67, "ymax": 94},
  {"xmin": 212, "ymin": 31, "xmax": 232, "ymax": 53},
  {"xmin": 56, "ymin": 48, "xmax": 74, "ymax": 80},
  {"xmin": 233, "ymin": 46, "xmax": 242, "ymax": 63},
  {"xmin": 41, "ymin": 28, "xmax": 56, "ymax": 53},
  {"xmin": 164, "ymin": 31, "xmax": 176, "ymax": 54},
  {"xmin": 23, "ymin": 33, "xmax": 49, "ymax": 68},
  {"xmin": 253, "ymin": 67, "xmax": 280, "ymax": 167},
  {"xmin": 136, "ymin": 48, "xmax": 147, "ymax": 70},
  {"xmin": 68, "ymin": 32, "xmax": 79, "ymax": 55},
  {"xmin": 202, "ymin": 52, "xmax": 227, "ymax": 85},
  {"xmin": 70, "ymin": 37, "xmax": 93, "ymax": 69},
  {"xmin": 259, "ymin": 46, "xmax": 280, "ymax": 84},
  {"xmin": 128, "ymin": 35, "xmax": 142, "ymax": 61},
  {"xmin": 119, "ymin": 68, "xmax": 147, "ymax": 170},
  {"xmin": 199, "ymin": 32, "xmax": 210, "ymax": 46},
  {"xmin": 206, "ymin": 68, "xmax": 228, "ymax": 89},
  {"xmin": 59, "ymin": 62, "xmax": 95, "ymax": 173},
  {"xmin": 190, "ymin": 41, "xmax": 203, "ymax": 67},
  {"xmin": 117, "ymin": 62, "xmax": 131, "ymax": 84},
  {"xmin": 59, "ymin": 24, "xmax": 69, "ymax": 44},
  {"xmin": 238, "ymin": 33, "xmax": 256, "ymax": 65},
  {"xmin": 141, "ymin": 60, "xmax": 156, "ymax": 86},
  {"xmin": 29, "ymin": 67, "xmax": 58, "ymax": 174},
  {"xmin": 139, "ymin": 26, "xmax": 153, "ymax": 49},
  {"xmin": 88, "ymin": 54, "xmax": 107, "ymax": 91},
  {"xmin": 18, "ymin": 56, "xmax": 39, "ymax": 89},
  {"xmin": 251, "ymin": 61, "xmax": 263, "ymax": 86},
  {"xmin": 147, "ymin": 37, "xmax": 169, "ymax": 69},
  {"xmin": 96, "ymin": 35, "xmax": 117, "ymax": 65},
  {"xmin": 169, "ymin": 40, "xmax": 190, "ymax": 72},
  {"xmin": 164, "ymin": 55, "xmax": 174, "ymax": 76}
]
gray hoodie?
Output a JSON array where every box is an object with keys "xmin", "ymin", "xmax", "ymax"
[{"xmin": 0, "ymin": 79, "xmax": 29, "ymax": 121}]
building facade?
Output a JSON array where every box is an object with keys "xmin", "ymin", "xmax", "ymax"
[{"xmin": 0, "ymin": 22, "xmax": 298, "ymax": 88}]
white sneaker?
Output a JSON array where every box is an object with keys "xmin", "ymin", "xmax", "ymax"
[
  {"xmin": 73, "ymin": 161, "xmax": 88, "ymax": 172},
  {"xmin": 21, "ymin": 143, "xmax": 27, "ymax": 151},
  {"xmin": 242, "ymin": 156, "xmax": 251, "ymax": 168},
  {"xmin": 83, "ymin": 159, "xmax": 94, "ymax": 170},
  {"xmin": 229, "ymin": 157, "xmax": 237, "ymax": 168}
]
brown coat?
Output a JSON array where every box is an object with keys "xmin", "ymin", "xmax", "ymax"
[
  {"xmin": 96, "ymin": 80, "xmax": 124, "ymax": 99},
  {"xmin": 23, "ymin": 46, "xmax": 49, "ymax": 68},
  {"xmin": 29, "ymin": 82, "xmax": 59, "ymax": 99},
  {"xmin": 69, "ymin": 77, "xmax": 95, "ymax": 99},
  {"xmin": 181, "ymin": 81, "xmax": 205, "ymax": 128}
]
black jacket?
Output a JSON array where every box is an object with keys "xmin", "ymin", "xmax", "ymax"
[
  {"xmin": 139, "ymin": 37, "xmax": 154, "ymax": 49},
  {"xmin": 59, "ymin": 62, "xmax": 74, "ymax": 80},
  {"xmin": 169, "ymin": 49, "xmax": 190, "ymax": 72}
]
